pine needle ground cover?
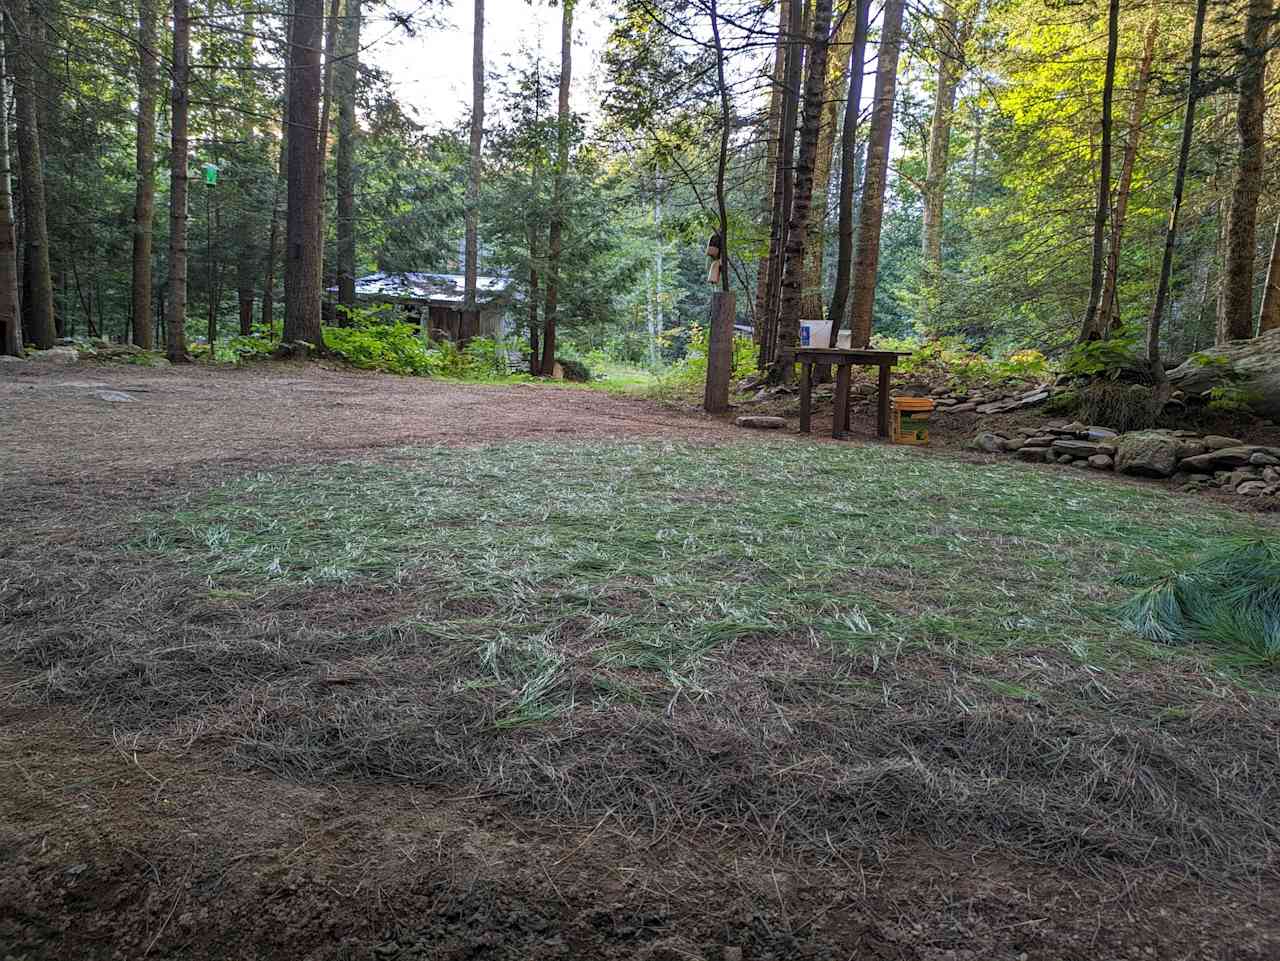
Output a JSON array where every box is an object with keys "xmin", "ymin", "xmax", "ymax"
[{"xmin": 12, "ymin": 442, "xmax": 1280, "ymax": 885}]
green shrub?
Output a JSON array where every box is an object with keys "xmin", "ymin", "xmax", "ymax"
[
  {"xmin": 1061, "ymin": 333, "xmax": 1142, "ymax": 379},
  {"xmin": 654, "ymin": 323, "xmax": 755, "ymax": 393},
  {"xmin": 557, "ymin": 357, "xmax": 591, "ymax": 382},
  {"xmin": 874, "ymin": 335, "xmax": 1050, "ymax": 388},
  {"xmin": 324, "ymin": 323, "xmax": 440, "ymax": 375},
  {"xmin": 1206, "ymin": 385, "xmax": 1261, "ymax": 415},
  {"xmin": 1043, "ymin": 389, "xmax": 1080, "ymax": 416}
]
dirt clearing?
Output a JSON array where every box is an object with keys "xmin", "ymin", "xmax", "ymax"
[{"xmin": 2, "ymin": 362, "xmax": 1278, "ymax": 960}]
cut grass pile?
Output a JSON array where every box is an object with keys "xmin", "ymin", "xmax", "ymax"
[
  {"xmin": 7, "ymin": 441, "xmax": 1280, "ymax": 884},
  {"xmin": 1123, "ymin": 537, "xmax": 1280, "ymax": 668}
]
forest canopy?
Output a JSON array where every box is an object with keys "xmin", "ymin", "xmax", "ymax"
[{"xmin": 1, "ymin": 0, "xmax": 1277, "ymax": 381}]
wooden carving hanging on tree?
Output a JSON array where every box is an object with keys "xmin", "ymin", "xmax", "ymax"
[{"xmin": 705, "ymin": 232, "xmax": 722, "ymax": 285}]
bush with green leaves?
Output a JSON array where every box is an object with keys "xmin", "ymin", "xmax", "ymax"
[
  {"xmin": 557, "ymin": 357, "xmax": 592, "ymax": 382},
  {"xmin": 653, "ymin": 323, "xmax": 755, "ymax": 393},
  {"xmin": 324, "ymin": 323, "xmax": 440, "ymax": 376},
  {"xmin": 1060, "ymin": 331, "xmax": 1143, "ymax": 379},
  {"xmin": 873, "ymin": 335, "xmax": 1050, "ymax": 388},
  {"xmin": 1123, "ymin": 538, "xmax": 1280, "ymax": 670}
]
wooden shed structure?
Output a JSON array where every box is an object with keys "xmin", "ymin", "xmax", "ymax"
[{"xmin": 343, "ymin": 272, "xmax": 514, "ymax": 342}]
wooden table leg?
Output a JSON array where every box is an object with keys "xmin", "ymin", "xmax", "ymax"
[
  {"xmin": 834, "ymin": 363, "xmax": 851, "ymax": 439},
  {"xmin": 877, "ymin": 363, "xmax": 891, "ymax": 438},
  {"xmin": 799, "ymin": 362, "xmax": 812, "ymax": 433}
]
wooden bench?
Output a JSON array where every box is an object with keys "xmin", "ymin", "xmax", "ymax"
[{"xmin": 794, "ymin": 348, "xmax": 912, "ymax": 439}]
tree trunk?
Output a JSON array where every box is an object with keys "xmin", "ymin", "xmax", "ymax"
[
  {"xmin": 826, "ymin": 0, "xmax": 870, "ymax": 335},
  {"xmin": 800, "ymin": 3, "xmax": 857, "ymax": 319},
  {"xmin": 335, "ymin": 0, "xmax": 360, "ymax": 312},
  {"xmin": 1078, "ymin": 0, "xmax": 1120, "ymax": 342},
  {"xmin": 5, "ymin": 0, "xmax": 54, "ymax": 349},
  {"xmin": 759, "ymin": 0, "xmax": 804, "ymax": 369},
  {"xmin": 130, "ymin": 0, "xmax": 159, "ymax": 349},
  {"xmin": 919, "ymin": 0, "xmax": 967, "ymax": 327},
  {"xmin": 753, "ymin": 0, "xmax": 789, "ymax": 339},
  {"xmin": 263, "ymin": 94, "xmax": 289, "ymax": 331},
  {"xmin": 1098, "ymin": 19, "xmax": 1158, "ymax": 334},
  {"xmin": 846, "ymin": 0, "xmax": 904, "ymax": 348},
  {"xmin": 968, "ymin": 103, "xmax": 982, "ymax": 206},
  {"xmin": 540, "ymin": 0, "xmax": 573, "ymax": 377},
  {"xmin": 314, "ymin": 0, "xmax": 340, "ymax": 306},
  {"xmin": 0, "ymin": 23, "xmax": 19, "ymax": 355},
  {"xmin": 1259, "ymin": 215, "xmax": 1280, "ymax": 332},
  {"xmin": 464, "ymin": 0, "xmax": 484, "ymax": 315},
  {"xmin": 771, "ymin": 0, "xmax": 834, "ymax": 380},
  {"xmin": 1218, "ymin": 0, "xmax": 1271, "ymax": 343},
  {"xmin": 1147, "ymin": 0, "xmax": 1207, "ymax": 397},
  {"xmin": 233, "ymin": 3, "xmax": 257, "ymax": 337},
  {"xmin": 285, "ymin": 0, "xmax": 326, "ymax": 348},
  {"xmin": 165, "ymin": 0, "xmax": 191, "ymax": 361}
]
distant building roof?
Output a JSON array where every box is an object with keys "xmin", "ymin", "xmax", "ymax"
[{"xmin": 347, "ymin": 272, "xmax": 513, "ymax": 308}]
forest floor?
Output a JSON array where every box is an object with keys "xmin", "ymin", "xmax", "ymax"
[{"xmin": 3, "ymin": 360, "xmax": 1280, "ymax": 961}]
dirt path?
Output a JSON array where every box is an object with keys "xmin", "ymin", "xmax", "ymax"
[
  {"xmin": 0, "ymin": 362, "xmax": 739, "ymax": 485},
  {"xmin": 2, "ymin": 362, "xmax": 1277, "ymax": 960}
]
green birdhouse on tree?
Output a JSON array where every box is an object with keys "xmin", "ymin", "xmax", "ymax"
[{"xmin": 202, "ymin": 163, "xmax": 218, "ymax": 186}]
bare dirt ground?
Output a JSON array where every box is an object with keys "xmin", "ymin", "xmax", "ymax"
[{"xmin": 2, "ymin": 361, "xmax": 1278, "ymax": 961}]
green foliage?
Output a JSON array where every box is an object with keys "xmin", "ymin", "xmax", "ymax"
[
  {"xmin": 556, "ymin": 357, "xmax": 592, "ymax": 382},
  {"xmin": 1123, "ymin": 539, "xmax": 1280, "ymax": 670},
  {"xmin": 324, "ymin": 323, "xmax": 439, "ymax": 376},
  {"xmin": 1043, "ymin": 389, "xmax": 1080, "ymax": 416},
  {"xmin": 1189, "ymin": 351, "xmax": 1233, "ymax": 371},
  {"xmin": 874, "ymin": 336, "xmax": 1050, "ymax": 388},
  {"xmin": 1206, "ymin": 385, "xmax": 1262, "ymax": 415},
  {"xmin": 653, "ymin": 324, "xmax": 755, "ymax": 395},
  {"xmin": 1061, "ymin": 333, "xmax": 1143, "ymax": 379}
]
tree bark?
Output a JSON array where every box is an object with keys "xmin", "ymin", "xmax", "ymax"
[
  {"xmin": 285, "ymin": 0, "xmax": 326, "ymax": 348},
  {"xmin": 335, "ymin": 0, "xmax": 360, "ymax": 312},
  {"xmin": 540, "ymin": 0, "xmax": 573, "ymax": 377},
  {"xmin": 1078, "ymin": 0, "xmax": 1120, "ymax": 342},
  {"xmin": 314, "ymin": 0, "xmax": 340, "ymax": 304},
  {"xmin": 771, "ymin": 0, "xmax": 834, "ymax": 380},
  {"xmin": 753, "ymin": 0, "xmax": 788, "ymax": 339},
  {"xmin": 1260, "ymin": 215, "xmax": 1280, "ymax": 332},
  {"xmin": 759, "ymin": 0, "xmax": 804, "ymax": 369},
  {"xmin": 526, "ymin": 70, "xmax": 543, "ymax": 369},
  {"xmin": 464, "ymin": 0, "xmax": 484, "ymax": 315},
  {"xmin": 919, "ymin": 0, "xmax": 967, "ymax": 327},
  {"xmin": 704, "ymin": 0, "xmax": 735, "ymax": 410},
  {"xmin": 1147, "ymin": 0, "xmax": 1207, "ymax": 397},
  {"xmin": 826, "ymin": 0, "xmax": 870, "ymax": 336},
  {"xmin": 1218, "ymin": 0, "xmax": 1271, "ymax": 343},
  {"xmin": 234, "ymin": 4, "xmax": 258, "ymax": 337},
  {"xmin": 800, "ymin": 2, "xmax": 857, "ymax": 319},
  {"xmin": 165, "ymin": 0, "xmax": 191, "ymax": 360},
  {"xmin": 5, "ymin": 0, "xmax": 54, "ymax": 349},
  {"xmin": 846, "ymin": 0, "xmax": 904, "ymax": 348},
  {"xmin": 0, "ymin": 23, "xmax": 19, "ymax": 355},
  {"xmin": 1098, "ymin": 18, "xmax": 1158, "ymax": 334},
  {"xmin": 130, "ymin": 0, "xmax": 159, "ymax": 349},
  {"xmin": 263, "ymin": 94, "xmax": 289, "ymax": 331}
]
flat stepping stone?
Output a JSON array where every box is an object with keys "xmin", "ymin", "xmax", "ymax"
[
  {"xmin": 735, "ymin": 415, "xmax": 786, "ymax": 430},
  {"xmin": 94, "ymin": 390, "xmax": 136, "ymax": 402}
]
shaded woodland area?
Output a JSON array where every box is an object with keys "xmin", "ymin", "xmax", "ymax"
[
  {"xmin": 2, "ymin": 0, "xmax": 1280, "ymax": 381},
  {"xmin": 8, "ymin": 3, "xmax": 1280, "ymax": 957}
]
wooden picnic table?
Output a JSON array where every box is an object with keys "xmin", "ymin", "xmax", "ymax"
[{"xmin": 794, "ymin": 348, "xmax": 913, "ymax": 439}]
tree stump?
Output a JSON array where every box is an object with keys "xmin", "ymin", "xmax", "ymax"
[{"xmin": 704, "ymin": 291, "xmax": 736, "ymax": 413}]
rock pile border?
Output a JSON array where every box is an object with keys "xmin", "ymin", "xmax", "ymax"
[{"xmin": 972, "ymin": 422, "xmax": 1280, "ymax": 499}]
